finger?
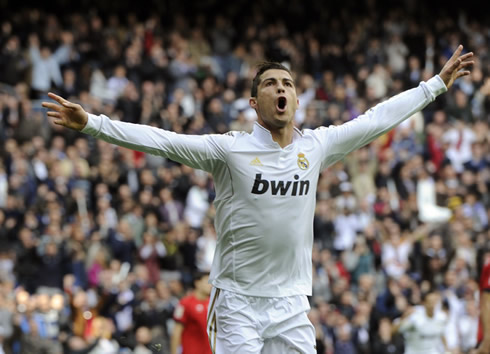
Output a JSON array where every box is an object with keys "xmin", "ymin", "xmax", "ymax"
[
  {"xmin": 448, "ymin": 57, "xmax": 462, "ymax": 72},
  {"xmin": 62, "ymin": 101, "xmax": 78, "ymax": 109},
  {"xmin": 47, "ymin": 111, "xmax": 61, "ymax": 118},
  {"xmin": 47, "ymin": 92, "xmax": 69, "ymax": 105},
  {"xmin": 459, "ymin": 52, "xmax": 473, "ymax": 61},
  {"xmin": 42, "ymin": 102, "xmax": 63, "ymax": 111},
  {"xmin": 456, "ymin": 70, "xmax": 471, "ymax": 79},
  {"xmin": 459, "ymin": 60, "xmax": 474, "ymax": 68},
  {"xmin": 455, "ymin": 60, "xmax": 474, "ymax": 73},
  {"xmin": 448, "ymin": 44, "xmax": 463, "ymax": 62}
]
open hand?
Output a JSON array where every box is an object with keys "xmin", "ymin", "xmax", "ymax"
[
  {"xmin": 42, "ymin": 92, "xmax": 88, "ymax": 131},
  {"xmin": 439, "ymin": 45, "xmax": 474, "ymax": 89}
]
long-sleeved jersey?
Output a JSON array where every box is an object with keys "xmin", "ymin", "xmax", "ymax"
[
  {"xmin": 82, "ymin": 76, "xmax": 446, "ymax": 297},
  {"xmin": 398, "ymin": 306, "xmax": 448, "ymax": 354}
]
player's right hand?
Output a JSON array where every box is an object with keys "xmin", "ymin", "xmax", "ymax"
[{"xmin": 42, "ymin": 92, "xmax": 88, "ymax": 131}]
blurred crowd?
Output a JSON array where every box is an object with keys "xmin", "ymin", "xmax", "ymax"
[{"xmin": 0, "ymin": 0, "xmax": 489, "ymax": 353}]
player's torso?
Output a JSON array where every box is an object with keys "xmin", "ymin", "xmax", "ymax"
[
  {"xmin": 181, "ymin": 296, "xmax": 211, "ymax": 353},
  {"xmin": 184, "ymin": 296, "xmax": 209, "ymax": 328},
  {"xmin": 217, "ymin": 134, "xmax": 322, "ymax": 244},
  {"xmin": 209, "ymin": 133, "xmax": 322, "ymax": 295},
  {"xmin": 406, "ymin": 311, "xmax": 446, "ymax": 353},
  {"xmin": 224, "ymin": 133, "xmax": 322, "ymax": 208}
]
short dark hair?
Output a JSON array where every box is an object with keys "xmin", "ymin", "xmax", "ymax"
[
  {"xmin": 251, "ymin": 61, "xmax": 292, "ymax": 97},
  {"xmin": 192, "ymin": 271, "xmax": 210, "ymax": 286}
]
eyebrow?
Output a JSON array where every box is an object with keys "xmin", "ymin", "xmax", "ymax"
[{"xmin": 261, "ymin": 77, "xmax": 295, "ymax": 85}]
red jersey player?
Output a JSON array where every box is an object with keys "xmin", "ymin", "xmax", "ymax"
[
  {"xmin": 171, "ymin": 272, "xmax": 212, "ymax": 354},
  {"xmin": 473, "ymin": 248, "xmax": 490, "ymax": 354}
]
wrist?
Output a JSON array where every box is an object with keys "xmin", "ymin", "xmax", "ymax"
[
  {"xmin": 81, "ymin": 113, "xmax": 99, "ymax": 134},
  {"xmin": 427, "ymin": 75, "xmax": 448, "ymax": 96}
]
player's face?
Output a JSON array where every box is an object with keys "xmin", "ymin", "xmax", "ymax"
[
  {"xmin": 250, "ymin": 69, "xmax": 299, "ymax": 130},
  {"xmin": 424, "ymin": 293, "xmax": 439, "ymax": 313},
  {"xmin": 196, "ymin": 275, "xmax": 212, "ymax": 297}
]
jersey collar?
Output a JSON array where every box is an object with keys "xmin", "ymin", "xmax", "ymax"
[{"xmin": 252, "ymin": 122, "xmax": 302, "ymax": 148}]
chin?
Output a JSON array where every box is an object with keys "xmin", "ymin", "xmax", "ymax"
[{"xmin": 274, "ymin": 114, "xmax": 293, "ymax": 125}]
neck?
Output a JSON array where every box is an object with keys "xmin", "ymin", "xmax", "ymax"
[
  {"xmin": 194, "ymin": 290, "xmax": 207, "ymax": 301},
  {"xmin": 258, "ymin": 121, "xmax": 294, "ymax": 148}
]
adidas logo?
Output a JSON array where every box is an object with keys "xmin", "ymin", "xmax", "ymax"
[{"xmin": 249, "ymin": 157, "xmax": 263, "ymax": 166}]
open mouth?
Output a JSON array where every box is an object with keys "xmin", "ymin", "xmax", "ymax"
[{"xmin": 276, "ymin": 96, "xmax": 287, "ymax": 113}]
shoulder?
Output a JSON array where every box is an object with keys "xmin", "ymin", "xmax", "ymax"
[
  {"xmin": 302, "ymin": 126, "xmax": 331, "ymax": 135},
  {"xmin": 435, "ymin": 310, "xmax": 448, "ymax": 322},
  {"xmin": 222, "ymin": 130, "xmax": 249, "ymax": 138},
  {"xmin": 410, "ymin": 305, "xmax": 426, "ymax": 319},
  {"xmin": 297, "ymin": 127, "xmax": 330, "ymax": 145},
  {"xmin": 179, "ymin": 295, "xmax": 194, "ymax": 306},
  {"xmin": 206, "ymin": 130, "xmax": 249, "ymax": 145}
]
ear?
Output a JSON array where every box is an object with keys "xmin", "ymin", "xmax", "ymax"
[{"xmin": 249, "ymin": 97, "xmax": 257, "ymax": 110}]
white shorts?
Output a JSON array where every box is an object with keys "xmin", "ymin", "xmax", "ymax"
[{"xmin": 207, "ymin": 287, "xmax": 316, "ymax": 354}]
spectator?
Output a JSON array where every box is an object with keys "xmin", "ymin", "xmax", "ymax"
[
  {"xmin": 381, "ymin": 222, "xmax": 412, "ymax": 279},
  {"xmin": 133, "ymin": 287, "xmax": 172, "ymax": 339},
  {"xmin": 0, "ymin": 35, "xmax": 29, "ymax": 86},
  {"xmin": 371, "ymin": 317, "xmax": 404, "ymax": 354},
  {"xmin": 28, "ymin": 32, "xmax": 73, "ymax": 98},
  {"xmin": 443, "ymin": 120, "xmax": 477, "ymax": 173},
  {"xmin": 183, "ymin": 171, "xmax": 210, "ymax": 229},
  {"xmin": 106, "ymin": 220, "xmax": 137, "ymax": 267},
  {"xmin": 14, "ymin": 228, "xmax": 40, "ymax": 293},
  {"xmin": 139, "ymin": 232, "xmax": 167, "ymax": 285}
]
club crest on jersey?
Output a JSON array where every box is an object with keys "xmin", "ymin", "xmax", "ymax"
[{"xmin": 297, "ymin": 153, "xmax": 309, "ymax": 170}]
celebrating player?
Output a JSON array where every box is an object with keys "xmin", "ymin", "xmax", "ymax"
[
  {"xmin": 43, "ymin": 45, "xmax": 473, "ymax": 353},
  {"xmin": 392, "ymin": 292, "xmax": 449, "ymax": 354}
]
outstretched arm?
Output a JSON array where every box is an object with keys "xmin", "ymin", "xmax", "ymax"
[
  {"xmin": 42, "ymin": 93, "xmax": 230, "ymax": 172},
  {"xmin": 314, "ymin": 45, "xmax": 473, "ymax": 168}
]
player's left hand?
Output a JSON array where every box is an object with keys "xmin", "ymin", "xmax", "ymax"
[
  {"xmin": 42, "ymin": 93, "xmax": 88, "ymax": 131},
  {"xmin": 439, "ymin": 45, "xmax": 474, "ymax": 89}
]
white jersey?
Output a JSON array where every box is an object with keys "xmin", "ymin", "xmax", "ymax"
[
  {"xmin": 398, "ymin": 306, "xmax": 448, "ymax": 354},
  {"xmin": 82, "ymin": 76, "xmax": 446, "ymax": 297}
]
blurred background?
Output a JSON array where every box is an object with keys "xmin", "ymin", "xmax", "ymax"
[{"xmin": 0, "ymin": 0, "xmax": 489, "ymax": 353}]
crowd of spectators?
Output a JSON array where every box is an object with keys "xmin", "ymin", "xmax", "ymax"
[{"xmin": 0, "ymin": 0, "xmax": 489, "ymax": 353}]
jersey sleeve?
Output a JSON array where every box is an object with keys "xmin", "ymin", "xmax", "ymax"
[
  {"xmin": 81, "ymin": 113, "xmax": 231, "ymax": 173},
  {"xmin": 481, "ymin": 263, "xmax": 490, "ymax": 292},
  {"xmin": 310, "ymin": 75, "xmax": 447, "ymax": 169},
  {"xmin": 173, "ymin": 299, "xmax": 188, "ymax": 325}
]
